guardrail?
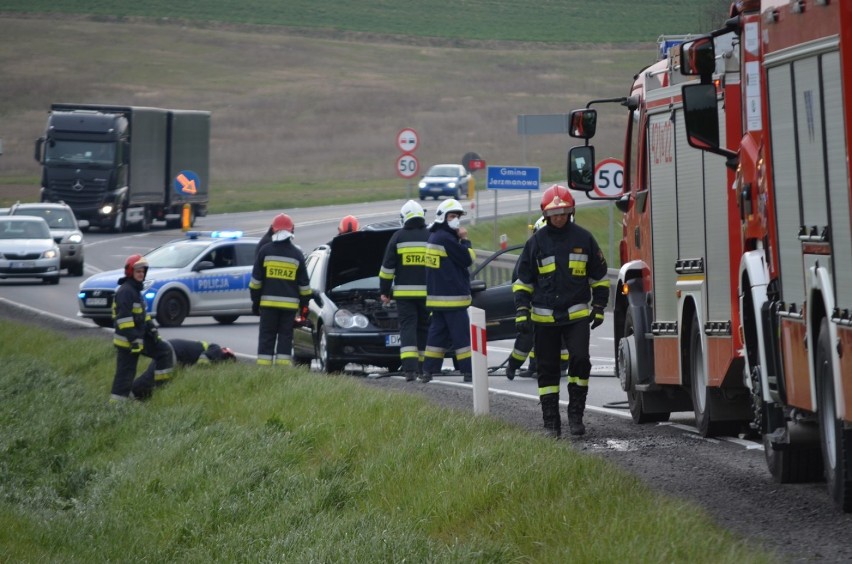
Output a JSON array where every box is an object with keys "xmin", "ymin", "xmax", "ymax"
[{"xmin": 473, "ymin": 248, "xmax": 618, "ymax": 311}]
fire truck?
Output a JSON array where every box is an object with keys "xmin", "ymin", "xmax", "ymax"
[{"xmin": 567, "ymin": 0, "xmax": 852, "ymax": 511}]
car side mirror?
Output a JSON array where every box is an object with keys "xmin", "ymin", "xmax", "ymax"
[
  {"xmin": 193, "ymin": 261, "xmax": 215, "ymax": 272},
  {"xmin": 470, "ymin": 278, "xmax": 486, "ymax": 293}
]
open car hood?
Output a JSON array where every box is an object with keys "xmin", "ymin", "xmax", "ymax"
[{"xmin": 327, "ymin": 229, "xmax": 395, "ymax": 291}]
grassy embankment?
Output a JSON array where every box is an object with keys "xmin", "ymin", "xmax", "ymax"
[{"xmin": 0, "ymin": 319, "xmax": 771, "ymax": 562}]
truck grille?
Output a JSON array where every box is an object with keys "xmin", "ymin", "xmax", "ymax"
[{"xmin": 48, "ymin": 178, "xmax": 108, "ymax": 207}]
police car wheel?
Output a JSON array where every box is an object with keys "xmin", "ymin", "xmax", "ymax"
[{"xmin": 156, "ymin": 290, "xmax": 189, "ymax": 327}]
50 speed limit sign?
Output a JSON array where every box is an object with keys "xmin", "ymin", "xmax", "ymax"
[
  {"xmin": 593, "ymin": 158, "xmax": 625, "ymax": 198},
  {"xmin": 397, "ymin": 153, "xmax": 419, "ymax": 179}
]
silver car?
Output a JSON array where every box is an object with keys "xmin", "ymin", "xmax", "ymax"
[
  {"xmin": 9, "ymin": 202, "xmax": 85, "ymax": 276},
  {"xmin": 0, "ymin": 216, "xmax": 61, "ymax": 284}
]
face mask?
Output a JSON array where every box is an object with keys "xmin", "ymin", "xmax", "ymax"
[{"xmin": 447, "ymin": 218, "xmax": 460, "ymax": 230}]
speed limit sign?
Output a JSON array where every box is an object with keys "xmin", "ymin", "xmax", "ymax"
[
  {"xmin": 593, "ymin": 158, "xmax": 625, "ymax": 198},
  {"xmin": 397, "ymin": 153, "xmax": 419, "ymax": 179}
]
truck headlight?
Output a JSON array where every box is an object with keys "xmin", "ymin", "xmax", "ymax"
[{"xmin": 101, "ymin": 205, "xmax": 113, "ymax": 214}]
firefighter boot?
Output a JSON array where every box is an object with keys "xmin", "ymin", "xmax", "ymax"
[
  {"xmin": 540, "ymin": 393, "xmax": 561, "ymax": 439},
  {"xmin": 567, "ymin": 383, "xmax": 588, "ymax": 436}
]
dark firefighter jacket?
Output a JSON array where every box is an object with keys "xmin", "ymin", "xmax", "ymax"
[
  {"xmin": 379, "ymin": 218, "xmax": 429, "ymax": 299},
  {"xmin": 425, "ymin": 221, "xmax": 474, "ymax": 310},
  {"xmin": 513, "ymin": 221, "xmax": 610, "ymax": 325},
  {"xmin": 168, "ymin": 339, "xmax": 227, "ymax": 365},
  {"xmin": 112, "ymin": 276, "xmax": 155, "ymax": 349},
  {"xmin": 250, "ymin": 238, "xmax": 311, "ymax": 311}
]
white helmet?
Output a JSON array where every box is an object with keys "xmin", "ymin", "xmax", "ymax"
[
  {"xmin": 532, "ymin": 216, "xmax": 547, "ymax": 233},
  {"xmin": 399, "ymin": 200, "xmax": 425, "ymax": 226},
  {"xmin": 434, "ymin": 198, "xmax": 465, "ymax": 224}
]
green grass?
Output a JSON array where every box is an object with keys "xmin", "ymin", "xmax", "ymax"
[
  {"xmin": 0, "ymin": 0, "xmax": 732, "ymax": 44},
  {"xmin": 0, "ymin": 319, "xmax": 773, "ymax": 562}
]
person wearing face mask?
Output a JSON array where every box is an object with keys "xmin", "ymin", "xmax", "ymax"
[
  {"xmin": 513, "ymin": 185, "xmax": 609, "ymax": 437},
  {"xmin": 420, "ymin": 198, "xmax": 475, "ymax": 383}
]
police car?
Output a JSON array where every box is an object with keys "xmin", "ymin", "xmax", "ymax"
[{"xmin": 77, "ymin": 231, "xmax": 260, "ymax": 328}]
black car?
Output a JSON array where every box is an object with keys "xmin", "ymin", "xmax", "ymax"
[{"xmin": 292, "ymin": 226, "xmax": 517, "ymax": 373}]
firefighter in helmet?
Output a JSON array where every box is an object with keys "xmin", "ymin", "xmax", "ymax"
[
  {"xmin": 249, "ymin": 213, "xmax": 312, "ymax": 366},
  {"xmin": 338, "ymin": 215, "xmax": 359, "ymax": 235},
  {"xmin": 421, "ymin": 198, "xmax": 475, "ymax": 383},
  {"xmin": 513, "ymin": 185, "xmax": 609, "ymax": 437},
  {"xmin": 110, "ymin": 254, "xmax": 175, "ymax": 401},
  {"xmin": 505, "ymin": 216, "xmax": 570, "ymax": 380},
  {"xmin": 379, "ymin": 200, "xmax": 430, "ymax": 381}
]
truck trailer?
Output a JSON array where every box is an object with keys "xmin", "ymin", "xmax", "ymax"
[{"xmin": 34, "ymin": 104, "xmax": 210, "ymax": 232}]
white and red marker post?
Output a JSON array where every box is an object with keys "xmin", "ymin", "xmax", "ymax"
[{"xmin": 469, "ymin": 306, "xmax": 489, "ymax": 415}]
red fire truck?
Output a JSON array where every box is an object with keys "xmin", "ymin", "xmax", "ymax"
[{"xmin": 567, "ymin": 0, "xmax": 852, "ymax": 510}]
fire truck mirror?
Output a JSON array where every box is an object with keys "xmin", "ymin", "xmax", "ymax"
[
  {"xmin": 682, "ymin": 83, "xmax": 720, "ymax": 152},
  {"xmin": 568, "ymin": 109, "xmax": 597, "ymax": 139},
  {"xmin": 567, "ymin": 145, "xmax": 595, "ymax": 192},
  {"xmin": 679, "ymin": 36, "xmax": 716, "ymax": 77}
]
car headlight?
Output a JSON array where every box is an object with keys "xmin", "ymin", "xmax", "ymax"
[
  {"xmin": 418, "ymin": 181, "xmax": 427, "ymax": 189},
  {"xmin": 334, "ymin": 309, "xmax": 369, "ymax": 329},
  {"xmin": 42, "ymin": 248, "xmax": 58, "ymax": 259},
  {"xmin": 67, "ymin": 233, "xmax": 83, "ymax": 244}
]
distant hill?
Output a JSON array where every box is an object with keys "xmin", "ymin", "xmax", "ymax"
[{"xmin": 0, "ymin": 0, "xmax": 732, "ymax": 44}]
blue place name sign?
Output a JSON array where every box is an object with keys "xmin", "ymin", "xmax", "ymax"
[{"xmin": 485, "ymin": 166, "xmax": 540, "ymax": 190}]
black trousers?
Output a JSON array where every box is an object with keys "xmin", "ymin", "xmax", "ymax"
[
  {"xmin": 397, "ymin": 298, "xmax": 429, "ymax": 373},
  {"xmin": 535, "ymin": 321, "xmax": 591, "ymax": 392},
  {"xmin": 131, "ymin": 338, "xmax": 177, "ymax": 399},
  {"xmin": 257, "ymin": 307, "xmax": 296, "ymax": 365}
]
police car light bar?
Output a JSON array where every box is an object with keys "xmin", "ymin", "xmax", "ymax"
[{"xmin": 185, "ymin": 230, "xmax": 244, "ymax": 240}]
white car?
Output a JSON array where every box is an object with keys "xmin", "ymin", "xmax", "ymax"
[
  {"xmin": 9, "ymin": 202, "xmax": 86, "ymax": 276},
  {"xmin": 77, "ymin": 231, "xmax": 259, "ymax": 327},
  {"xmin": 0, "ymin": 216, "xmax": 61, "ymax": 284},
  {"xmin": 418, "ymin": 164, "xmax": 471, "ymax": 200}
]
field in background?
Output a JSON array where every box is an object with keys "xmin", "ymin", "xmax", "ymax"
[{"xmin": 0, "ymin": 3, "xmax": 729, "ymax": 209}]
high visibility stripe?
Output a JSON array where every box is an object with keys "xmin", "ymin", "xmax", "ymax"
[
  {"xmin": 115, "ymin": 316, "xmax": 134, "ymax": 328},
  {"xmin": 537, "ymin": 256, "xmax": 556, "ymax": 274},
  {"xmin": 299, "ymin": 286, "xmax": 312, "ymax": 296},
  {"xmin": 274, "ymin": 356, "xmax": 292, "ymax": 366},
  {"xmin": 567, "ymin": 376, "xmax": 589, "ymax": 387},
  {"xmin": 531, "ymin": 307, "xmax": 555, "ymax": 323},
  {"xmin": 113, "ymin": 338, "xmax": 131, "ymax": 348},
  {"xmin": 539, "ymin": 385, "xmax": 560, "ymax": 396},
  {"xmin": 249, "ymin": 277, "xmax": 262, "ymax": 289},
  {"xmin": 426, "ymin": 295, "xmax": 471, "ymax": 308},
  {"xmin": 513, "ymin": 281, "xmax": 533, "ymax": 293},
  {"xmin": 569, "ymin": 260, "xmax": 587, "ymax": 276},
  {"xmin": 379, "ymin": 267, "xmax": 395, "ymax": 279},
  {"xmin": 591, "ymin": 277, "xmax": 610, "ymax": 288},
  {"xmin": 259, "ymin": 296, "xmax": 299, "ymax": 308},
  {"xmin": 424, "ymin": 347, "xmax": 445, "ymax": 359}
]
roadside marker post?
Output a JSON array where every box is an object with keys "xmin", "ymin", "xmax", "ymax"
[{"xmin": 469, "ymin": 306, "xmax": 489, "ymax": 415}]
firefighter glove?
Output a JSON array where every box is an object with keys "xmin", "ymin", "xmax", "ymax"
[
  {"xmin": 515, "ymin": 309, "xmax": 532, "ymax": 335},
  {"xmin": 590, "ymin": 306, "xmax": 605, "ymax": 330},
  {"xmin": 251, "ymin": 302, "xmax": 260, "ymax": 316}
]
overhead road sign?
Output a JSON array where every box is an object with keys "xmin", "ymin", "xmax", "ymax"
[{"xmin": 486, "ymin": 166, "xmax": 540, "ymax": 190}]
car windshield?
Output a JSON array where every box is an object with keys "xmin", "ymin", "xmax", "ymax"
[
  {"xmin": 0, "ymin": 219, "xmax": 50, "ymax": 239},
  {"xmin": 331, "ymin": 275, "xmax": 380, "ymax": 293},
  {"xmin": 144, "ymin": 241, "xmax": 208, "ymax": 268},
  {"xmin": 427, "ymin": 166, "xmax": 460, "ymax": 177},
  {"xmin": 14, "ymin": 208, "xmax": 76, "ymax": 229}
]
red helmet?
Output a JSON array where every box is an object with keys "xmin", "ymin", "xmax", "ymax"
[
  {"xmin": 271, "ymin": 213, "xmax": 294, "ymax": 234},
  {"xmin": 540, "ymin": 184, "xmax": 575, "ymax": 217},
  {"xmin": 124, "ymin": 254, "xmax": 149, "ymax": 278},
  {"xmin": 338, "ymin": 215, "xmax": 359, "ymax": 234}
]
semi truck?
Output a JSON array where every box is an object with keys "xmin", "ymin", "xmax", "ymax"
[
  {"xmin": 566, "ymin": 0, "xmax": 852, "ymax": 511},
  {"xmin": 34, "ymin": 104, "xmax": 210, "ymax": 232}
]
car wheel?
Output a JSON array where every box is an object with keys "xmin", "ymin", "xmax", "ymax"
[
  {"xmin": 156, "ymin": 290, "xmax": 189, "ymax": 327},
  {"xmin": 69, "ymin": 262, "xmax": 85, "ymax": 277},
  {"xmin": 317, "ymin": 325, "xmax": 344, "ymax": 373},
  {"xmin": 213, "ymin": 315, "xmax": 239, "ymax": 325},
  {"xmin": 93, "ymin": 318, "xmax": 114, "ymax": 329}
]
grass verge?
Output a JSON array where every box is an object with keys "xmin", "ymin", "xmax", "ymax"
[{"xmin": 0, "ymin": 319, "xmax": 771, "ymax": 562}]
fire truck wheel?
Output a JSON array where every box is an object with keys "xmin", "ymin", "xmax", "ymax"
[
  {"xmin": 688, "ymin": 311, "xmax": 717, "ymax": 437},
  {"xmin": 622, "ymin": 309, "xmax": 669, "ymax": 424},
  {"xmin": 817, "ymin": 318, "xmax": 852, "ymax": 512}
]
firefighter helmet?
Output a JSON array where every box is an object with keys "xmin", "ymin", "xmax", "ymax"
[
  {"xmin": 434, "ymin": 198, "xmax": 465, "ymax": 224},
  {"xmin": 338, "ymin": 215, "xmax": 359, "ymax": 234},
  {"xmin": 540, "ymin": 184, "xmax": 575, "ymax": 217},
  {"xmin": 533, "ymin": 216, "xmax": 547, "ymax": 233},
  {"xmin": 124, "ymin": 254, "xmax": 149, "ymax": 278},
  {"xmin": 271, "ymin": 213, "xmax": 294, "ymax": 234},
  {"xmin": 399, "ymin": 200, "xmax": 425, "ymax": 225}
]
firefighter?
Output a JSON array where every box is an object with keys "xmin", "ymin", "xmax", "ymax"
[
  {"xmin": 505, "ymin": 216, "xmax": 570, "ymax": 380},
  {"xmin": 338, "ymin": 215, "xmax": 359, "ymax": 235},
  {"xmin": 514, "ymin": 185, "xmax": 609, "ymax": 437},
  {"xmin": 110, "ymin": 254, "xmax": 175, "ymax": 401},
  {"xmin": 168, "ymin": 339, "xmax": 237, "ymax": 366},
  {"xmin": 379, "ymin": 200, "xmax": 430, "ymax": 381},
  {"xmin": 421, "ymin": 198, "xmax": 474, "ymax": 383},
  {"xmin": 249, "ymin": 213, "xmax": 312, "ymax": 366}
]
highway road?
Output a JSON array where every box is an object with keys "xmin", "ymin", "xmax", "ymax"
[{"xmin": 0, "ymin": 192, "xmax": 673, "ymax": 423}]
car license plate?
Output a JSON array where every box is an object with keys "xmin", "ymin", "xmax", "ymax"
[
  {"xmin": 10, "ymin": 261, "xmax": 35, "ymax": 269},
  {"xmin": 86, "ymin": 297, "xmax": 108, "ymax": 306},
  {"xmin": 385, "ymin": 334, "xmax": 401, "ymax": 347}
]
